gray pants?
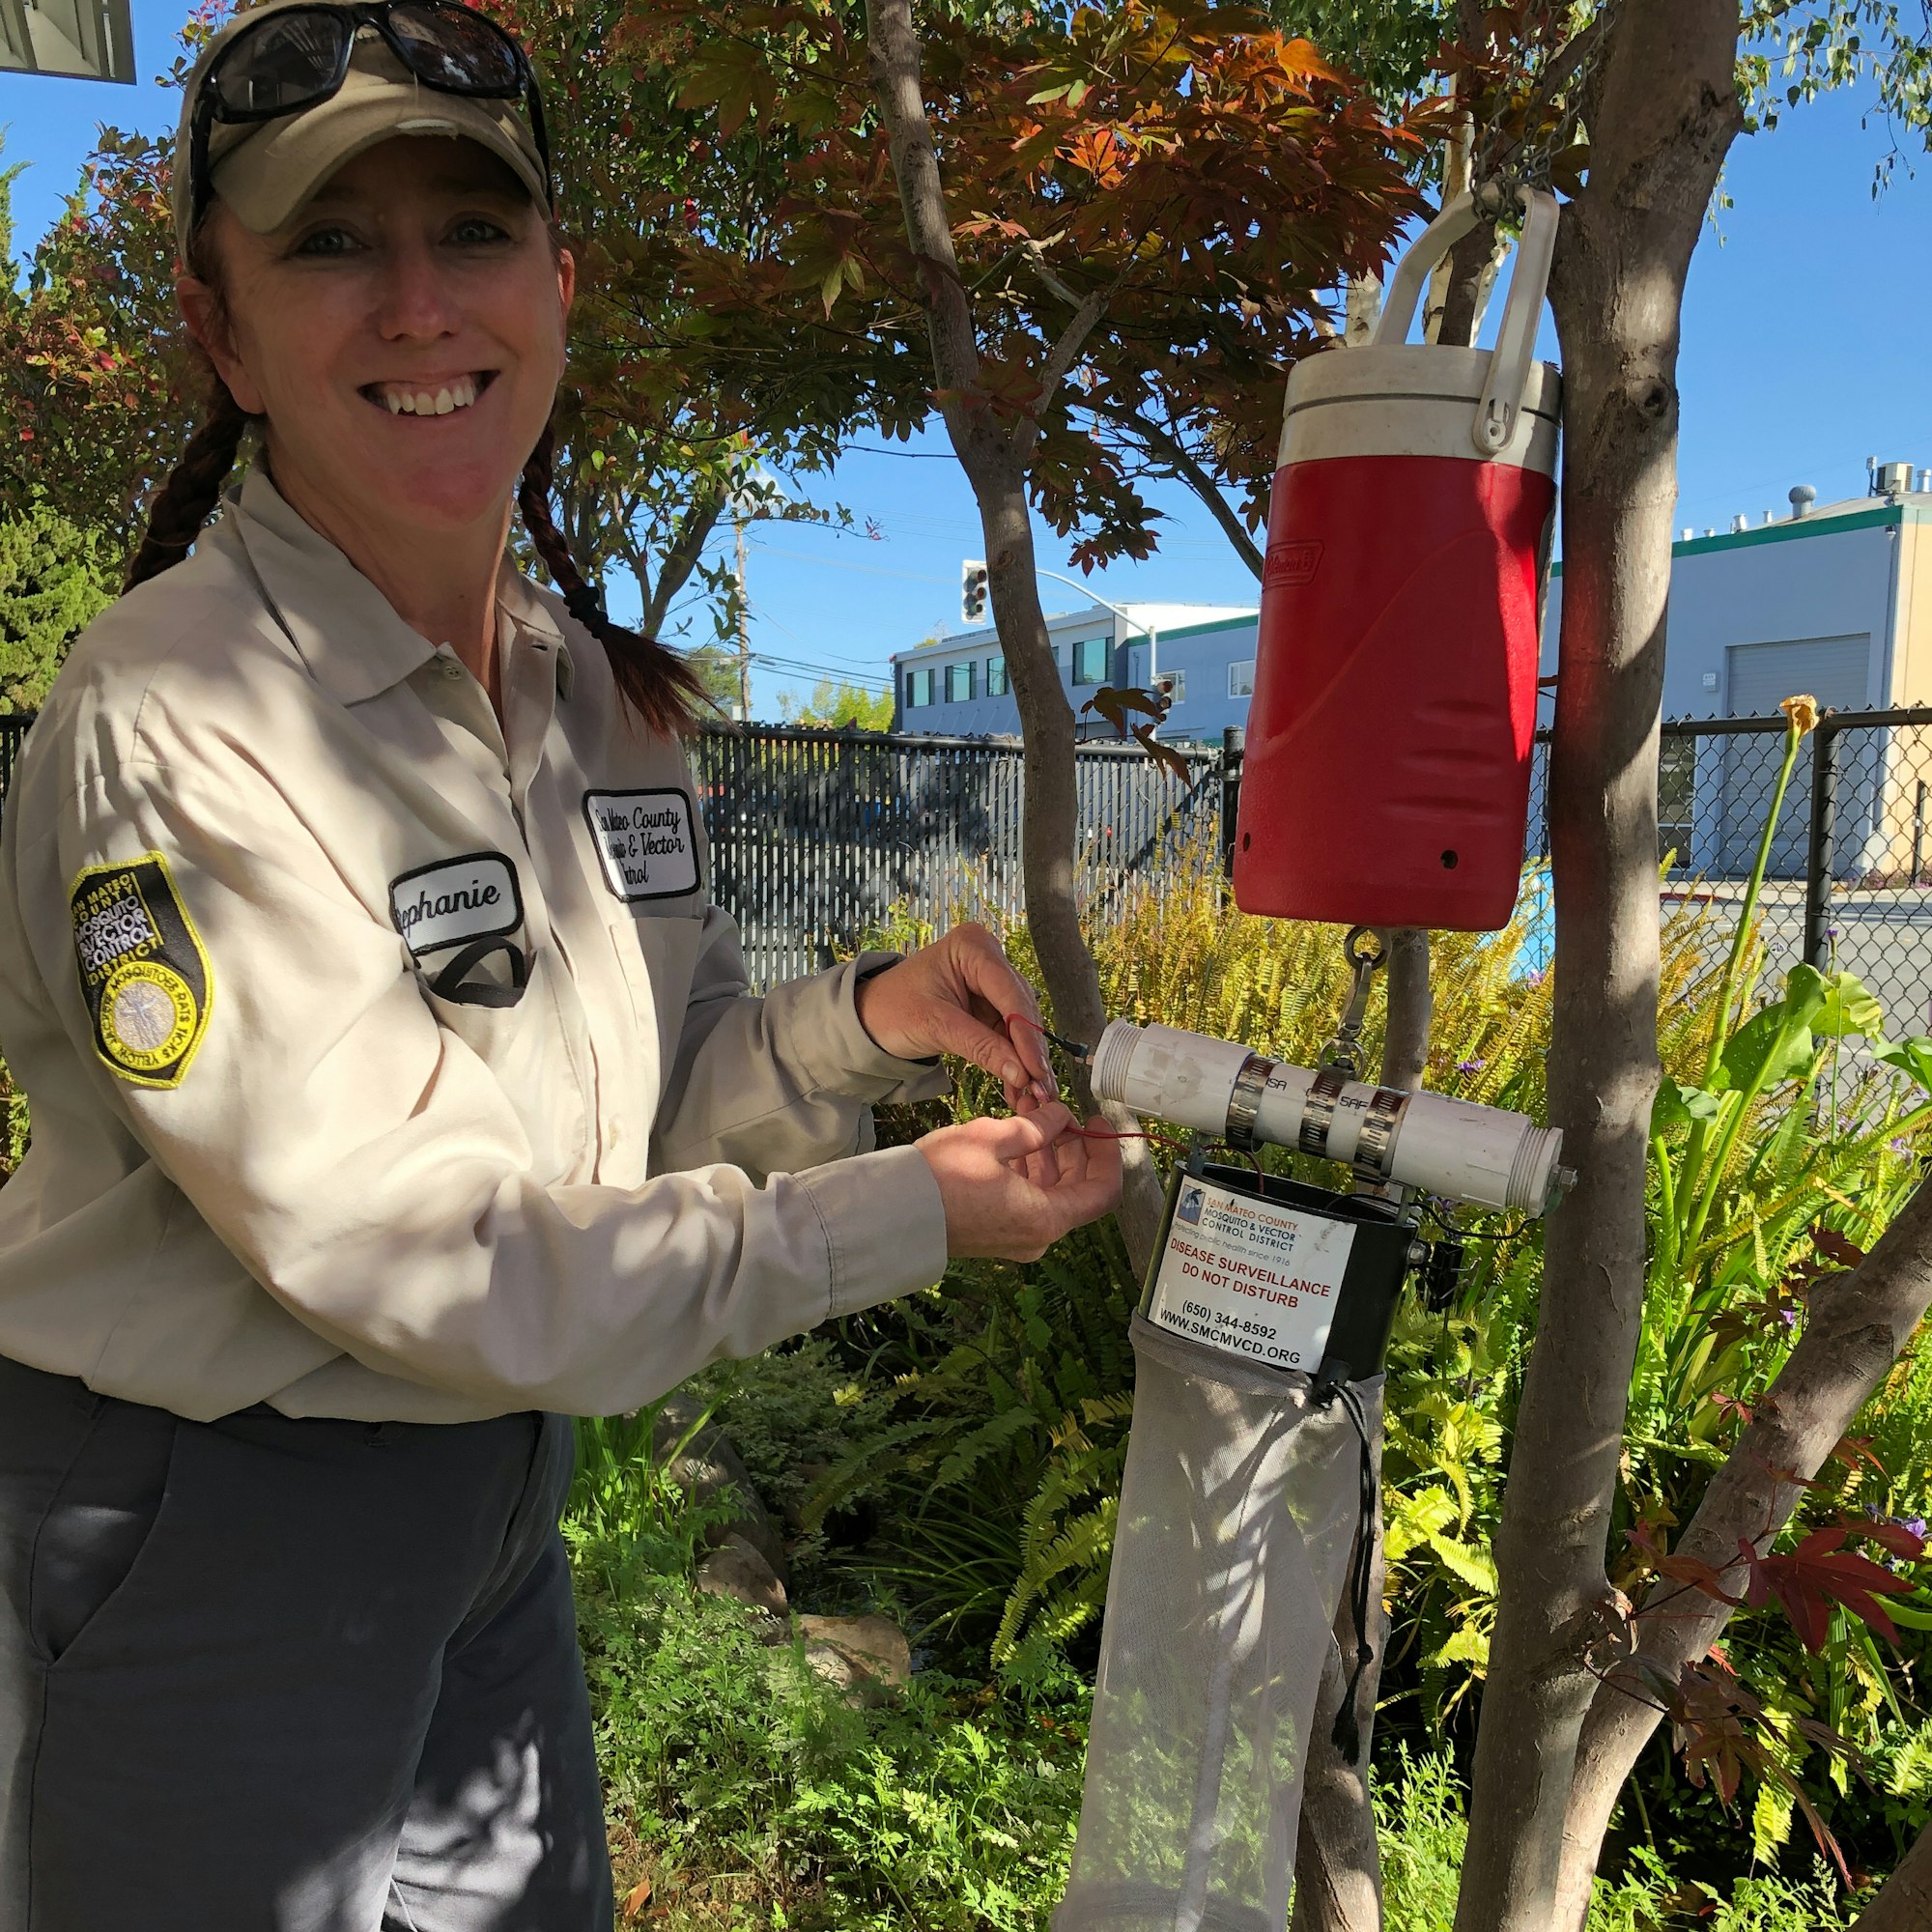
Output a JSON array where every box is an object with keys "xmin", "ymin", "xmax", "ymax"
[{"xmin": 0, "ymin": 1354, "xmax": 612, "ymax": 1932}]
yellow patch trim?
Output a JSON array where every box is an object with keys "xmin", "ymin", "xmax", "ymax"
[{"xmin": 69, "ymin": 850, "xmax": 214, "ymax": 1090}]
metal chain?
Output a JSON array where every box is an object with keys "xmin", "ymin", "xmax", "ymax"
[
  {"xmin": 1472, "ymin": 0, "xmax": 1622, "ymax": 204},
  {"xmin": 1319, "ymin": 926, "xmax": 1391, "ymax": 1080}
]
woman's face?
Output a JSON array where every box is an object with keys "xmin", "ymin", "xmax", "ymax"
[{"xmin": 181, "ymin": 135, "xmax": 574, "ymax": 545}]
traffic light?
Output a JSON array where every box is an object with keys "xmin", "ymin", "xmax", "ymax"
[{"xmin": 961, "ymin": 558, "xmax": 989, "ymax": 626}]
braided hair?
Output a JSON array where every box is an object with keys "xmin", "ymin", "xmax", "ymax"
[
  {"xmin": 124, "ymin": 377, "xmax": 257, "ymax": 592},
  {"xmin": 518, "ymin": 420, "xmax": 704, "ymax": 737}
]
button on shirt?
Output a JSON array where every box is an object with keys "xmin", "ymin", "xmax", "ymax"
[{"xmin": 0, "ymin": 469, "xmax": 951, "ymax": 1422}]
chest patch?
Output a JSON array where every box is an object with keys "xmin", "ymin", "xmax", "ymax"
[
  {"xmin": 582, "ymin": 788, "xmax": 701, "ymax": 902},
  {"xmin": 389, "ymin": 852, "xmax": 524, "ymax": 957},
  {"xmin": 70, "ymin": 852, "xmax": 213, "ymax": 1089}
]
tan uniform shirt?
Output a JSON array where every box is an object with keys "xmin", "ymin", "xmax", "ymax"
[{"xmin": 0, "ymin": 469, "xmax": 951, "ymax": 1423}]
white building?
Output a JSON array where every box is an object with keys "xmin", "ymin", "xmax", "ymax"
[{"xmin": 891, "ymin": 602, "xmax": 1259, "ymax": 743}]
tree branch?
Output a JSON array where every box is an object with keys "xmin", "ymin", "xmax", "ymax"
[
  {"xmin": 641, "ymin": 485, "xmax": 728, "ymax": 637},
  {"xmin": 866, "ymin": 0, "xmax": 981, "ymax": 426},
  {"xmin": 1085, "ymin": 393, "xmax": 1264, "ymax": 580},
  {"xmin": 1851, "ymin": 1811, "xmax": 1932, "ymax": 1932},
  {"xmin": 1554, "ymin": 1173, "xmax": 1932, "ymax": 1923}
]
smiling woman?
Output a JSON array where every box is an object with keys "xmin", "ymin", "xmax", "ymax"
[{"xmin": 0, "ymin": 3, "xmax": 1120, "ymax": 1928}]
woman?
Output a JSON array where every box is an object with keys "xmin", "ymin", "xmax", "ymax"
[{"xmin": 0, "ymin": 4, "xmax": 1122, "ymax": 1925}]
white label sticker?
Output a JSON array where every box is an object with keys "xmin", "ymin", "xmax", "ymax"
[
  {"xmin": 1147, "ymin": 1178, "xmax": 1356, "ymax": 1371},
  {"xmin": 582, "ymin": 788, "xmax": 702, "ymax": 902},
  {"xmin": 388, "ymin": 852, "xmax": 523, "ymax": 956}
]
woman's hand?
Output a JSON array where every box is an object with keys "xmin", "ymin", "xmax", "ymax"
[
  {"xmin": 917, "ymin": 1104, "xmax": 1123, "ymax": 1260},
  {"xmin": 855, "ymin": 923, "xmax": 1056, "ymax": 1110}
]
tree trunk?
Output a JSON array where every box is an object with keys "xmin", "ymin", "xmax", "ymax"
[
  {"xmin": 1452, "ymin": 8, "xmax": 1744, "ymax": 1927},
  {"xmin": 864, "ymin": 0, "xmax": 1164, "ymax": 1271},
  {"xmin": 1549, "ymin": 1174, "xmax": 1932, "ymax": 1927},
  {"xmin": 1851, "ymin": 1813, "xmax": 1932, "ymax": 1932}
]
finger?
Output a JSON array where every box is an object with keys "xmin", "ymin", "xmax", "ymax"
[
  {"xmin": 947, "ymin": 931, "xmax": 1050, "ymax": 1085},
  {"xmin": 917, "ymin": 1003, "xmax": 1034, "ymax": 1092},
  {"xmin": 975, "ymin": 1102, "xmax": 1072, "ymax": 1165}
]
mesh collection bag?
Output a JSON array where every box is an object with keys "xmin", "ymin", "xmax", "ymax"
[{"xmin": 1055, "ymin": 1314, "xmax": 1383, "ymax": 1932}]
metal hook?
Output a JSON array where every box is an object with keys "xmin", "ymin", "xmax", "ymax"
[{"xmin": 1321, "ymin": 926, "xmax": 1393, "ymax": 1079}]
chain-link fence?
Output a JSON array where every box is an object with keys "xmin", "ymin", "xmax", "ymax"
[{"xmin": 1523, "ymin": 708, "xmax": 1932, "ymax": 1036}]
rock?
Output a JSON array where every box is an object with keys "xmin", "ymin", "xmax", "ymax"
[
  {"xmin": 651, "ymin": 1397, "xmax": 789, "ymax": 1582},
  {"xmin": 798, "ymin": 1613, "xmax": 912, "ymax": 1690},
  {"xmin": 695, "ymin": 1533, "xmax": 788, "ymax": 1617}
]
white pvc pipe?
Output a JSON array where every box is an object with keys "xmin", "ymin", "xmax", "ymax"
[{"xmin": 1091, "ymin": 1020, "xmax": 1568, "ymax": 1214}]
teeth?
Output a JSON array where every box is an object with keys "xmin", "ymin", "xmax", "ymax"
[{"xmin": 373, "ymin": 378, "xmax": 482, "ymax": 414}]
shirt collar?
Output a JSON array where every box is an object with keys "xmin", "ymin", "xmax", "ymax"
[
  {"xmin": 495, "ymin": 562, "xmax": 578, "ymax": 700},
  {"xmin": 215, "ymin": 467, "xmax": 576, "ymax": 705}
]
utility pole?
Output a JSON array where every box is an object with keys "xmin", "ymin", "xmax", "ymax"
[{"xmin": 734, "ymin": 516, "xmax": 752, "ymax": 721}]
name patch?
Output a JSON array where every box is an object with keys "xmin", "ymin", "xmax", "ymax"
[
  {"xmin": 70, "ymin": 852, "xmax": 213, "ymax": 1089},
  {"xmin": 389, "ymin": 852, "xmax": 523, "ymax": 957},
  {"xmin": 583, "ymin": 788, "xmax": 701, "ymax": 902}
]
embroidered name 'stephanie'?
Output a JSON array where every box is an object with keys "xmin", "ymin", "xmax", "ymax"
[
  {"xmin": 388, "ymin": 852, "xmax": 524, "ymax": 957},
  {"xmin": 70, "ymin": 852, "xmax": 213, "ymax": 1089},
  {"xmin": 582, "ymin": 788, "xmax": 701, "ymax": 902}
]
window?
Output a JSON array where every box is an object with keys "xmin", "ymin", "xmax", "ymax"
[
  {"xmin": 986, "ymin": 656, "xmax": 1008, "ymax": 696},
  {"xmin": 1229, "ymin": 659, "xmax": 1256, "ymax": 698},
  {"xmin": 945, "ymin": 661, "xmax": 975, "ymax": 703},
  {"xmin": 904, "ymin": 667, "xmax": 935, "ymax": 708},
  {"xmin": 1073, "ymin": 637, "xmax": 1110, "ymax": 686},
  {"xmin": 1156, "ymin": 669, "xmax": 1186, "ymax": 705}
]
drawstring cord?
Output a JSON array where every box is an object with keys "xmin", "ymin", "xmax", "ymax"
[{"xmin": 1313, "ymin": 1364, "xmax": 1378, "ymax": 1762}]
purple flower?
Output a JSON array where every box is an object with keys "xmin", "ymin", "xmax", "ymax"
[
  {"xmin": 1778, "ymin": 1307, "xmax": 1800, "ymax": 1330},
  {"xmin": 1524, "ymin": 970, "xmax": 1547, "ymax": 986},
  {"xmin": 1890, "ymin": 1137, "xmax": 1913, "ymax": 1155},
  {"xmin": 1902, "ymin": 1516, "xmax": 1928, "ymax": 1540},
  {"xmin": 1456, "ymin": 1058, "xmax": 1487, "ymax": 1073},
  {"xmin": 1826, "ymin": 925, "xmax": 1840, "ymax": 940}
]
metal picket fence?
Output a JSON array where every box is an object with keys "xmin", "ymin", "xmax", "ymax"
[
  {"xmin": 690, "ymin": 724, "xmax": 1221, "ymax": 985},
  {"xmin": 0, "ymin": 716, "xmax": 1219, "ymax": 990},
  {"xmin": 13, "ymin": 702, "xmax": 1932, "ymax": 1026}
]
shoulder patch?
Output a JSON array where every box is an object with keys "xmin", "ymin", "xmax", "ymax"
[
  {"xmin": 70, "ymin": 852, "xmax": 213, "ymax": 1089},
  {"xmin": 582, "ymin": 788, "xmax": 701, "ymax": 901}
]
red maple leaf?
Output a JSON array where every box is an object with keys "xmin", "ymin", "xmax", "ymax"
[{"xmin": 1739, "ymin": 1528, "xmax": 1915, "ymax": 1650}]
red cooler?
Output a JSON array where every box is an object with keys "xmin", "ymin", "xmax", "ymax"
[{"xmin": 1234, "ymin": 188, "xmax": 1561, "ymax": 931}]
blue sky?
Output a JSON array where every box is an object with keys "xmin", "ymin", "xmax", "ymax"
[{"xmin": 6, "ymin": 4, "xmax": 1932, "ymax": 714}]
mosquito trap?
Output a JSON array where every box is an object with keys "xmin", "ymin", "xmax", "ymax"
[{"xmin": 1054, "ymin": 930, "xmax": 1573, "ymax": 1932}]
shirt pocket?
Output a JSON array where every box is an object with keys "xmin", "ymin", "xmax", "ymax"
[
  {"xmin": 607, "ymin": 912, "xmax": 705, "ymax": 1107},
  {"xmin": 422, "ymin": 947, "xmax": 591, "ymax": 1184}
]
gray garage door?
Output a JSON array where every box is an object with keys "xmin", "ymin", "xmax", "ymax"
[{"xmin": 1719, "ymin": 636, "xmax": 1872, "ymax": 875}]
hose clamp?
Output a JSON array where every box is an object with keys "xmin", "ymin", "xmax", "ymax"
[
  {"xmin": 1351, "ymin": 1085, "xmax": 1412, "ymax": 1183},
  {"xmin": 1224, "ymin": 1053, "xmax": 1275, "ymax": 1151},
  {"xmin": 1298, "ymin": 1065, "xmax": 1350, "ymax": 1161}
]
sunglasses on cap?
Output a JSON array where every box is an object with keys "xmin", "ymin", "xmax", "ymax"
[{"xmin": 186, "ymin": 0, "xmax": 553, "ymax": 237}]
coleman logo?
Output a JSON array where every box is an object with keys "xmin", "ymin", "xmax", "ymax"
[
  {"xmin": 388, "ymin": 852, "xmax": 523, "ymax": 957},
  {"xmin": 1265, "ymin": 537, "xmax": 1323, "ymax": 587},
  {"xmin": 69, "ymin": 852, "xmax": 213, "ymax": 1089},
  {"xmin": 582, "ymin": 788, "xmax": 701, "ymax": 902}
]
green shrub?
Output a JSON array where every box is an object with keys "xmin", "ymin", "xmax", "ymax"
[{"xmin": 580, "ymin": 1576, "xmax": 1087, "ymax": 1930}]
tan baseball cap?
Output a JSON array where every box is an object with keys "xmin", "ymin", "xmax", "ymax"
[{"xmin": 173, "ymin": 0, "xmax": 550, "ymax": 263}]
